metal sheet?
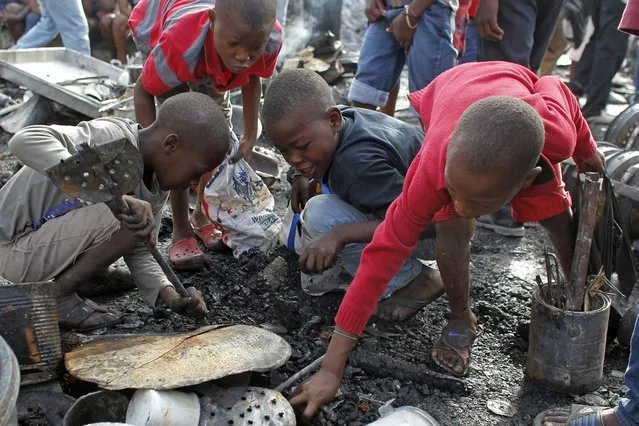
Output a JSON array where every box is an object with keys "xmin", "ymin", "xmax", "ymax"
[
  {"xmin": 0, "ymin": 48, "xmax": 128, "ymax": 118},
  {"xmin": 64, "ymin": 325, "xmax": 292, "ymax": 390}
]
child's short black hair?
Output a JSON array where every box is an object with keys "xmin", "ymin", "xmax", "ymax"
[
  {"xmin": 262, "ymin": 69, "xmax": 336, "ymax": 128},
  {"xmin": 157, "ymin": 91, "xmax": 230, "ymax": 158},
  {"xmin": 218, "ymin": 0, "xmax": 276, "ymax": 27},
  {"xmin": 448, "ymin": 96, "xmax": 545, "ymax": 177}
]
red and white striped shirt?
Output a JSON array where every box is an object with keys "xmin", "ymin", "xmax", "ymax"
[{"xmin": 129, "ymin": 0, "xmax": 282, "ymax": 96}]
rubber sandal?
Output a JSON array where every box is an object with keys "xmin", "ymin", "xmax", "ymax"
[
  {"xmin": 431, "ymin": 322, "xmax": 478, "ymax": 377},
  {"xmin": 533, "ymin": 404, "xmax": 606, "ymax": 426},
  {"xmin": 374, "ymin": 287, "xmax": 445, "ymax": 322},
  {"xmin": 168, "ymin": 238, "xmax": 204, "ymax": 271},
  {"xmin": 191, "ymin": 222, "xmax": 225, "ymax": 251},
  {"xmin": 59, "ymin": 298, "xmax": 124, "ymax": 332}
]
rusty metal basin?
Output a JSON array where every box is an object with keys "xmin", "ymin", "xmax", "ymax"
[{"xmin": 64, "ymin": 325, "xmax": 291, "ymax": 390}]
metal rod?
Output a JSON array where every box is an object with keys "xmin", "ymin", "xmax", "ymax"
[{"xmin": 274, "ymin": 355, "xmax": 325, "ymax": 392}]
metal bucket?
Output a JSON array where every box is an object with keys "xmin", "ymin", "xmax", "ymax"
[
  {"xmin": 0, "ymin": 282, "xmax": 63, "ymax": 384},
  {"xmin": 526, "ymin": 288, "xmax": 611, "ymax": 394},
  {"xmin": 0, "ymin": 335, "xmax": 20, "ymax": 426}
]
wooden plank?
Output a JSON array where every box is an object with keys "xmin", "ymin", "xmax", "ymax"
[{"xmin": 567, "ymin": 172, "xmax": 602, "ymax": 311}]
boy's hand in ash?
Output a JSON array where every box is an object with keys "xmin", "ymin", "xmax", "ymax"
[
  {"xmin": 290, "ymin": 368, "xmax": 342, "ymax": 420},
  {"xmin": 161, "ymin": 286, "xmax": 208, "ymax": 318},
  {"xmin": 117, "ymin": 195, "xmax": 157, "ymax": 245},
  {"xmin": 299, "ymin": 231, "xmax": 344, "ymax": 274},
  {"xmin": 575, "ymin": 149, "xmax": 605, "ymax": 174},
  {"xmin": 365, "ymin": 0, "xmax": 386, "ymax": 22}
]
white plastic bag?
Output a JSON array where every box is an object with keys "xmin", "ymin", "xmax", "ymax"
[{"xmin": 202, "ymin": 148, "xmax": 281, "ymax": 258}]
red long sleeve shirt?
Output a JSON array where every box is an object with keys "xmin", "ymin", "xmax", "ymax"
[{"xmin": 335, "ymin": 61, "xmax": 598, "ymax": 335}]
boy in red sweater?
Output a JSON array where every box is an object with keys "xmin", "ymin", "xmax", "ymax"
[
  {"xmin": 290, "ymin": 61, "xmax": 606, "ymax": 419},
  {"xmin": 129, "ymin": 0, "xmax": 282, "ymax": 269}
]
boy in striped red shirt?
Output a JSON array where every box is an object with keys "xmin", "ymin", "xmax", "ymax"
[{"xmin": 129, "ymin": 0, "xmax": 282, "ymax": 269}]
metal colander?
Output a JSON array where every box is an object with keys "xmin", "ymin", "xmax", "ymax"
[{"xmin": 199, "ymin": 387, "xmax": 296, "ymax": 426}]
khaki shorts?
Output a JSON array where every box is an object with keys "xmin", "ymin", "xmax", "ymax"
[{"xmin": 0, "ymin": 204, "xmax": 120, "ymax": 284}]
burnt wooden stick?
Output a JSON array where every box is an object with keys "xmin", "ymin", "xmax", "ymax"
[
  {"xmin": 350, "ymin": 349, "xmax": 468, "ymax": 395},
  {"xmin": 567, "ymin": 172, "xmax": 602, "ymax": 311}
]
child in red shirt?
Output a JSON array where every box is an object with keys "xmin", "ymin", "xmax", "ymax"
[
  {"xmin": 129, "ymin": 0, "xmax": 282, "ymax": 269},
  {"xmin": 289, "ymin": 61, "xmax": 605, "ymax": 420}
]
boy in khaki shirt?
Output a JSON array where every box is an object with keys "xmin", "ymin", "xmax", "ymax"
[{"xmin": 0, "ymin": 92, "xmax": 229, "ymax": 331}]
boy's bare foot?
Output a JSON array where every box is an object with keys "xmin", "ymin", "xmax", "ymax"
[
  {"xmin": 374, "ymin": 266, "xmax": 444, "ymax": 322},
  {"xmin": 534, "ymin": 405, "xmax": 620, "ymax": 426},
  {"xmin": 431, "ymin": 311, "xmax": 477, "ymax": 376},
  {"xmin": 57, "ymin": 293, "xmax": 124, "ymax": 332}
]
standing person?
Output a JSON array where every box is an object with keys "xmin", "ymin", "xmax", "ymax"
[
  {"xmin": 12, "ymin": 0, "xmax": 90, "ymax": 55},
  {"xmin": 130, "ymin": 0, "xmax": 282, "ymax": 270},
  {"xmin": 100, "ymin": 0, "xmax": 138, "ymax": 64},
  {"xmin": 566, "ymin": 0, "xmax": 629, "ymax": 123},
  {"xmin": 346, "ymin": 0, "xmax": 457, "ymax": 113},
  {"xmin": 475, "ymin": 0, "xmax": 566, "ymax": 72}
]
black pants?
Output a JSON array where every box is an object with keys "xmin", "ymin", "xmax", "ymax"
[
  {"xmin": 570, "ymin": 0, "xmax": 629, "ymax": 117},
  {"xmin": 479, "ymin": 0, "xmax": 566, "ymax": 71}
]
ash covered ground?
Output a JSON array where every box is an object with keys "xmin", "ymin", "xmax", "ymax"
[{"xmin": 0, "ymin": 2, "xmax": 635, "ymax": 422}]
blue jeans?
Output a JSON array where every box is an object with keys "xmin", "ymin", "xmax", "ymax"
[
  {"xmin": 616, "ymin": 315, "xmax": 639, "ymax": 425},
  {"xmin": 24, "ymin": 12, "xmax": 40, "ymax": 33},
  {"xmin": 300, "ymin": 194, "xmax": 433, "ymax": 296},
  {"xmin": 13, "ymin": 0, "xmax": 90, "ymax": 55},
  {"xmin": 348, "ymin": 3, "xmax": 456, "ymax": 107},
  {"xmin": 458, "ymin": 19, "xmax": 478, "ymax": 64}
]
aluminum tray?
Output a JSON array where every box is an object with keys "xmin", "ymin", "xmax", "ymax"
[{"xmin": 0, "ymin": 47, "xmax": 129, "ymax": 118}]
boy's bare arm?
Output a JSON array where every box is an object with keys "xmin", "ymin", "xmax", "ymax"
[
  {"xmin": 300, "ymin": 220, "xmax": 382, "ymax": 274},
  {"xmin": 539, "ymin": 209, "xmax": 574, "ymax": 280},
  {"xmin": 134, "ymin": 77, "xmax": 157, "ymax": 128},
  {"xmin": 231, "ymin": 75, "xmax": 261, "ymax": 162}
]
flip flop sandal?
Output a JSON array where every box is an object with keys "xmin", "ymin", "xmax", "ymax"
[
  {"xmin": 431, "ymin": 322, "xmax": 478, "ymax": 377},
  {"xmin": 191, "ymin": 222, "xmax": 226, "ymax": 251},
  {"xmin": 59, "ymin": 298, "xmax": 124, "ymax": 332},
  {"xmin": 533, "ymin": 404, "xmax": 606, "ymax": 426},
  {"xmin": 374, "ymin": 287, "xmax": 445, "ymax": 322},
  {"xmin": 169, "ymin": 238, "xmax": 204, "ymax": 271}
]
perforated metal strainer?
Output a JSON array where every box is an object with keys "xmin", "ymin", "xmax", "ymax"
[{"xmin": 199, "ymin": 387, "xmax": 296, "ymax": 426}]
